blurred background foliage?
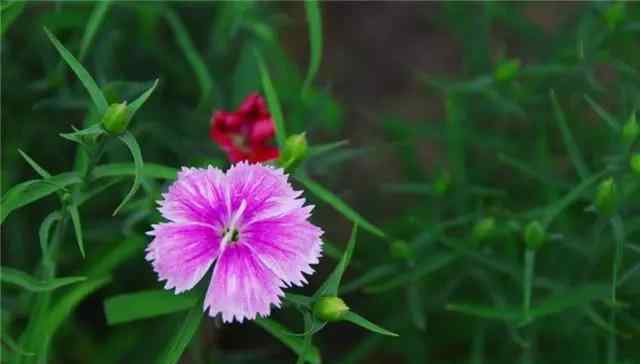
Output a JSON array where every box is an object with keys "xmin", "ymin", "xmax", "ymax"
[{"xmin": 2, "ymin": 1, "xmax": 640, "ymax": 364}]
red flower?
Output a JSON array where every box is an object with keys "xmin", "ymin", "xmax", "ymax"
[{"xmin": 209, "ymin": 93, "xmax": 279, "ymax": 163}]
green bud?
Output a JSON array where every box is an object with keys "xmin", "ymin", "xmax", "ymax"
[
  {"xmin": 278, "ymin": 133, "xmax": 308, "ymax": 172},
  {"xmin": 433, "ymin": 172, "xmax": 451, "ymax": 196},
  {"xmin": 313, "ymin": 296, "xmax": 349, "ymax": 322},
  {"xmin": 102, "ymin": 102, "xmax": 129, "ymax": 135},
  {"xmin": 604, "ymin": 2, "xmax": 626, "ymax": 31},
  {"xmin": 494, "ymin": 59, "xmax": 520, "ymax": 82},
  {"xmin": 595, "ymin": 177, "xmax": 618, "ymax": 216},
  {"xmin": 472, "ymin": 217, "xmax": 496, "ymax": 245},
  {"xmin": 631, "ymin": 154, "xmax": 640, "ymax": 176},
  {"xmin": 524, "ymin": 221, "xmax": 545, "ymax": 250},
  {"xmin": 622, "ymin": 112, "xmax": 638, "ymax": 145},
  {"xmin": 389, "ymin": 240, "xmax": 413, "ymax": 261}
]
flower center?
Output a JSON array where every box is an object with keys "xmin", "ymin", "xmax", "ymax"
[
  {"xmin": 221, "ymin": 199, "xmax": 247, "ymax": 247},
  {"xmin": 223, "ymin": 227, "xmax": 240, "ymax": 244}
]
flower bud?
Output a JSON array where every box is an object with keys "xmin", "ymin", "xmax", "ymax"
[
  {"xmin": 595, "ymin": 177, "xmax": 618, "ymax": 216},
  {"xmin": 390, "ymin": 240, "xmax": 413, "ymax": 261},
  {"xmin": 313, "ymin": 296, "xmax": 349, "ymax": 322},
  {"xmin": 472, "ymin": 217, "xmax": 496, "ymax": 245},
  {"xmin": 433, "ymin": 172, "xmax": 451, "ymax": 196},
  {"xmin": 494, "ymin": 59, "xmax": 520, "ymax": 82},
  {"xmin": 524, "ymin": 220, "xmax": 545, "ymax": 250},
  {"xmin": 102, "ymin": 102, "xmax": 129, "ymax": 135},
  {"xmin": 622, "ymin": 112, "xmax": 638, "ymax": 145},
  {"xmin": 278, "ymin": 133, "xmax": 308, "ymax": 171},
  {"xmin": 631, "ymin": 154, "xmax": 640, "ymax": 176}
]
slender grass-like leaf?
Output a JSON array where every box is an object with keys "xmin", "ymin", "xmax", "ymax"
[
  {"xmin": 302, "ymin": 0, "xmax": 322, "ymax": 97},
  {"xmin": 165, "ymin": 9, "xmax": 212, "ymax": 107},
  {"xmin": 407, "ymin": 283, "xmax": 427, "ymax": 331},
  {"xmin": 68, "ymin": 205, "xmax": 85, "ymax": 258},
  {"xmin": 113, "ymin": 131, "xmax": 143, "ymax": 215},
  {"xmin": 296, "ymin": 175, "xmax": 385, "ymax": 238},
  {"xmin": 1, "ymin": 0, "xmax": 25, "ymax": 36},
  {"xmin": 341, "ymin": 264, "xmax": 396, "ymax": 294},
  {"xmin": 364, "ymin": 253, "xmax": 456, "ymax": 293},
  {"xmin": 530, "ymin": 284, "xmax": 608, "ymax": 320},
  {"xmin": 44, "ymin": 27, "xmax": 108, "ymax": 114},
  {"xmin": 156, "ymin": 305, "xmax": 203, "ymax": 364},
  {"xmin": 584, "ymin": 94, "xmax": 620, "ymax": 131},
  {"xmin": 39, "ymin": 211, "xmax": 62, "ymax": 258},
  {"xmin": 342, "ymin": 311, "xmax": 398, "ymax": 337},
  {"xmin": 105, "ymin": 290, "xmax": 198, "ymax": 325},
  {"xmin": 18, "ymin": 149, "xmax": 51, "ymax": 178},
  {"xmin": 314, "ymin": 224, "xmax": 357, "ymax": 298},
  {"xmin": 126, "ymin": 79, "xmax": 159, "ymax": 122},
  {"xmin": 1, "ymin": 172, "xmax": 82, "ymax": 223},
  {"xmin": 255, "ymin": 318, "xmax": 321, "ymax": 364},
  {"xmin": 93, "ymin": 163, "xmax": 176, "ymax": 180},
  {"xmin": 309, "ymin": 140, "xmax": 348, "ymax": 157},
  {"xmin": 446, "ymin": 303, "xmax": 521, "ymax": 322},
  {"xmin": 256, "ymin": 50, "xmax": 287, "ymax": 147},
  {"xmin": 78, "ymin": 1, "xmax": 111, "ymax": 61},
  {"xmin": 550, "ymin": 89, "xmax": 589, "ymax": 180},
  {"xmin": 1, "ymin": 267, "xmax": 86, "ymax": 292}
]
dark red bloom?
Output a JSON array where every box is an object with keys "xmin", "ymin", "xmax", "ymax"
[{"xmin": 209, "ymin": 93, "xmax": 279, "ymax": 163}]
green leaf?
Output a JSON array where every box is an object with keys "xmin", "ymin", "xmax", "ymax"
[
  {"xmin": 156, "ymin": 305, "xmax": 203, "ymax": 364},
  {"xmin": 314, "ymin": 224, "xmax": 358, "ymax": 298},
  {"xmin": 126, "ymin": 79, "xmax": 159, "ymax": 122},
  {"xmin": 255, "ymin": 318, "xmax": 321, "ymax": 364},
  {"xmin": 0, "ymin": 267, "xmax": 86, "ymax": 292},
  {"xmin": 341, "ymin": 264, "xmax": 396, "ymax": 294},
  {"xmin": 44, "ymin": 27, "xmax": 108, "ymax": 114},
  {"xmin": 93, "ymin": 162, "xmax": 177, "ymax": 180},
  {"xmin": 407, "ymin": 283, "xmax": 427, "ymax": 331},
  {"xmin": 39, "ymin": 211, "xmax": 62, "ymax": 258},
  {"xmin": 446, "ymin": 303, "xmax": 520, "ymax": 322},
  {"xmin": 1, "ymin": 0, "xmax": 26, "ymax": 36},
  {"xmin": 284, "ymin": 293, "xmax": 314, "ymax": 308},
  {"xmin": 59, "ymin": 124, "xmax": 105, "ymax": 145},
  {"xmin": 296, "ymin": 175, "xmax": 385, "ymax": 238},
  {"xmin": 302, "ymin": 0, "xmax": 322, "ymax": 97},
  {"xmin": 342, "ymin": 311, "xmax": 398, "ymax": 337},
  {"xmin": 78, "ymin": 0, "xmax": 111, "ymax": 61},
  {"xmin": 364, "ymin": 253, "xmax": 456, "ymax": 293},
  {"xmin": 1, "ymin": 172, "xmax": 82, "ymax": 223},
  {"xmin": 530, "ymin": 284, "xmax": 609, "ymax": 320},
  {"xmin": 105, "ymin": 290, "xmax": 198, "ymax": 325},
  {"xmin": 256, "ymin": 50, "xmax": 287, "ymax": 148},
  {"xmin": 113, "ymin": 131, "xmax": 143, "ymax": 215},
  {"xmin": 584, "ymin": 94, "xmax": 620, "ymax": 132},
  {"xmin": 165, "ymin": 10, "xmax": 212, "ymax": 107},
  {"xmin": 309, "ymin": 140, "xmax": 348, "ymax": 157},
  {"xmin": 68, "ymin": 205, "xmax": 85, "ymax": 258},
  {"xmin": 18, "ymin": 149, "xmax": 51, "ymax": 178},
  {"xmin": 550, "ymin": 89, "xmax": 589, "ymax": 180}
]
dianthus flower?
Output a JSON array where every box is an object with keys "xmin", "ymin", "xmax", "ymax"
[
  {"xmin": 209, "ymin": 93, "xmax": 279, "ymax": 163},
  {"xmin": 146, "ymin": 162, "xmax": 323, "ymax": 323}
]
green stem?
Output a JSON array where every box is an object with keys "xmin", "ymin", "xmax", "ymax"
[
  {"xmin": 610, "ymin": 215, "xmax": 624, "ymax": 305},
  {"xmin": 522, "ymin": 249, "xmax": 536, "ymax": 323},
  {"xmin": 607, "ymin": 310, "xmax": 617, "ymax": 364}
]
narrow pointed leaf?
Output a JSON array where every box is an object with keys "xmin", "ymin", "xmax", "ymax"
[
  {"xmin": 364, "ymin": 253, "xmax": 456, "ymax": 293},
  {"xmin": 126, "ymin": 79, "xmax": 159, "ymax": 122},
  {"xmin": 314, "ymin": 224, "xmax": 358, "ymax": 298},
  {"xmin": 530, "ymin": 284, "xmax": 609, "ymax": 320},
  {"xmin": 302, "ymin": 0, "xmax": 322, "ymax": 96},
  {"xmin": 44, "ymin": 27, "xmax": 108, "ymax": 114},
  {"xmin": 342, "ymin": 311, "xmax": 398, "ymax": 337},
  {"xmin": 93, "ymin": 163, "xmax": 177, "ymax": 180},
  {"xmin": 296, "ymin": 175, "xmax": 385, "ymax": 238},
  {"xmin": 1, "ymin": 267, "xmax": 86, "ymax": 292},
  {"xmin": 256, "ymin": 50, "xmax": 287, "ymax": 147},
  {"xmin": 39, "ymin": 211, "xmax": 62, "ymax": 257},
  {"xmin": 584, "ymin": 94, "xmax": 620, "ymax": 131},
  {"xmin": 18, "ymin": 149, "xmax": 51, "ymax": 178},
  {"xmin": 255, "ymin": 318, "xmax": 321, "ymax": 364},
  {"xmin": 1, "ymin": 172, "xmax": 82, "ymax": 223},
  {"xmin": 309, "ymin": 140, "xmax": 348, "ymax": 157},
  {"xmin": 1, "ymin": 0, "xmax": 25, "ymax": 36},
  {"xmin": 446, "ymin": 303, "xmax": 521, "ymax": 322},
  {"xmin": 550, "ymin": 89, "xmax": 589, "ymax": 180},
  {"xmin": 68, "ymin": 205, "xmax": 85, "ymax": 258},
  {"xmin": 78, "ymin": 0, "xmax": 111, "ymax": 61},
  {"xmin": 105, "ymin": 290, "xmax": 198, "ymax": 325},
  {"xmin": 113, "ymin": 131, "xmax": 143, "ymax": 215}
]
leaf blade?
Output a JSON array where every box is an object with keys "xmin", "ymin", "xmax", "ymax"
[
  {"xmin": 104, "ymin": 290, "xmax": 198, "ymax": 325},
  {"xmin": 256, "ymin": 50, "xmax": 287, "ymax": 148},
  {"xmin": 113, "ymin": 132, "xmax": 144, "ymax": 215},
  {"xmin": 302, "ymin": 0, "xmax": 322, "ymax": 97},
  {"xmin": 255, "ymin": 318, "xmax": 321, "ymax": 364},
  {"xmin": 0, "ymin": 267, "xmax": 86, "ymax": 292},
  {"xmin": 342, "ymin": 311, "xmax": 398, "ymax": 337},
  {"xmin": 156, "ymin": 305, "xmax": 203, "ymax": 364}
]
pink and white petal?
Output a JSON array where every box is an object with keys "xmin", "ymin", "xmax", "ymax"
[
  {"xmin": 203, "ymin": 243, "xmax": 285, "ymax": 323},
  {"xmin": 146, "ymin": 222, "xmax": 221, "ymax": 293},
  {"xmin": 225, "ymin": 162, "xmax": 300, "ymax": 223},
  {"xmin": 158, "ymin": 166, "xmax": 228, "ymax": 226},
  {"xmin": 243, "ymin": 213, "xmax": 323, "ymax": 287}
]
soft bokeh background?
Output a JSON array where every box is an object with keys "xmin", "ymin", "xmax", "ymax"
[{"xmin": 2, "ymin": 2, "xmax": 640, "ymax": 364}]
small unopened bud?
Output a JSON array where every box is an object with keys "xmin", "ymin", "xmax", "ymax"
[
  {"xmin": 102, "ymin": 102, "xmax": 129, "ymax": 135},
  {"xmin": 390, "ymin": 240, "xmax": 413, "ymax": 261},
  {"xmin": 595, "ymin": 177, "xmax": 618, "ymax": 216},
  {"xmin": 524, "ymin": 221, "xmax": 545, "ymax": 250},
  {"xmin": 631, "ymin": 154, "xmax": 640, "ymax": 176},
  {"xmin": 494, "ymin": 59, "xmax": 520, "ymax": 82},
  {"xmin": 622, "ymin": 112, "xmax": 638, "ymax": 145},
  {"xmin": 472, "ymin": 217, "xmax": 496, "ymax": 245},
  {"xmin": 313, "ymin": 296, "xmax": 349, "ymax": 322},
  {"xmin": 278, "ymin": 133, "xmax": 308, "ymax": 171},
  {"xmin": 433, "ymin": 172, "xmax": 451, "ymax": 196}
]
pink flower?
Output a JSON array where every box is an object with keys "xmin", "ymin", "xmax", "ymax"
[
  {"xmin": 146, "ymin": 162, "xmax": 323, "ymax": 323},
  {"xmin": 209, "ymin": 93, "xmax": 280, "ymax": 163}
]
